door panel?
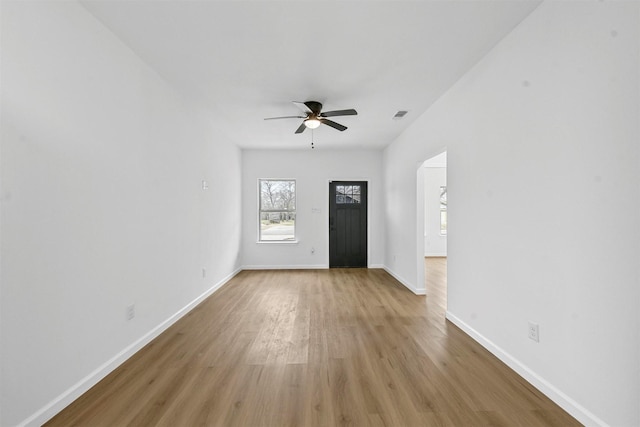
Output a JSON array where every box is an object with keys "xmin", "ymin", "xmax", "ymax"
[{"xmin": 329, "ymin": 181, "xmax": 367, "ymax": 268}]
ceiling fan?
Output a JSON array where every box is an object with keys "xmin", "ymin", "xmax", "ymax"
[{"xmin": 264, "ymin": 101, "xmax": 357, "ymax": 134}]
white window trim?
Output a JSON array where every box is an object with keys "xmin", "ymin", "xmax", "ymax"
[{"xmin": 257, "ymin": 178, "xmax": 297, "ymax": 243}]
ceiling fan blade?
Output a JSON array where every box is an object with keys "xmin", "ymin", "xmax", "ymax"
[
  {"xmin": 304, "ymin": 101, "xmax": 323, "ymax": 115},
  {"xmin": 295, "ymin": 123, "xmax": 307, "ymax": 134},
  {"xmin": 264, "ymin": 115, "xmax": 306, "ymax": 120},
  {"xmin": 292, "ymin": 101, "xmax": 313, "ymax": 114},
  {"xmin": 321, "ymin": 109, "xmax": 358, "ymax": 118},
  {"xmin": 321, "ymin": 119, "xmax": 347, "ymax": 131}
]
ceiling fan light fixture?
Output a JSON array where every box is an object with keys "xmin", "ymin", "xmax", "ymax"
[{"xmin": 304, "ymin": 118, "xmax": 321, "ymax": 129}]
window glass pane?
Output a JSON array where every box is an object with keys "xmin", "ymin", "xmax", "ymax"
[
  {"xmin": 260, "ymin": 180, "xmax": 296, "ymax": 211},
  {"xmin": 440, "ymin": 211, "xmax": 447, "ymax": 235},
  {"xmin": 260, "ymin": 212, "xmax": 295, "ymax": 241}
]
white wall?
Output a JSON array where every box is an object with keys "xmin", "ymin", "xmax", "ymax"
[
  {"xmin": 383, "ymin": 2, "xmax": 639, "ymax": 426},
  {"xmin": 423, "ymin": 167, "xmax": 447, "ymax": 256},
  {"xmin": 0, "ymin": 2, "xmax": 242, "ymax": 425},
  {"xmin": 242, "ymin": 149, "xmax": 383, "ymax": 269}
]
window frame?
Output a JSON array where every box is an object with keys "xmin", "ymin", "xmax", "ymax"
[
  {"xmin": 257, "ymin": 178, "xmax": 297, "ymax": 243},
  {"xmin": 439, "ymin": 185, "xmax": 447, "ymax": 236}
]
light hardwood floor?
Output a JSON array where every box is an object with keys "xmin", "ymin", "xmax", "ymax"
[{"xmin": 47, "ymin": 259, "xmax": 580, "ymax": 426}]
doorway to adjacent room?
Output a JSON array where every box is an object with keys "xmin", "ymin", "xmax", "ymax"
[{"xmin": 418, "ymin": 152, "xmax": 447, "ymax": 305}]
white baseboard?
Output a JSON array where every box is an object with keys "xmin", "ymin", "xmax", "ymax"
[
  {"xmin": 243, "ymin": 264, "xmax": 386, "ymax": 270},
  {"xmin": 242, "ymin": 264, "xmax": 328, "ymax": 270},
  {"xmin": 23, "ymin": 267, "xmax": 242, "ymax": 427},
  {"xmin": 382, "ymin": 266, "xmax": 426, "ymax": 295},
  {"xmin": 445, "ymin": 311, "xmax": 607, "ymax": 427},
  {"xmin": 424, "ymin": 252, "xmax": 447, "ymax": 257}
]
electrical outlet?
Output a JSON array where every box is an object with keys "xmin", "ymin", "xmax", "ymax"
[
  {"xmin": 311, "ymin": 247, "xmax": 315, "ymax": 254},
  {"xmin": 202, "ymin": 268, "xmax": 207, "ymax": 278},
  {"xmin": 126, "ymin": 304, "xmax": 135, "ymax": 321},
  {"xmin": 528, "ymin": 322, "xmax": 539, "ymax": 342}
]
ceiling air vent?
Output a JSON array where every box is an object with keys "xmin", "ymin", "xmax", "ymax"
[{"xmin": 393, "ymin": 110, "xmax": 408, "ymax": 120}]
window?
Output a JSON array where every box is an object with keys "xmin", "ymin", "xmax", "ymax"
[
  {"xmin": 335, "ymin": 185, "xmax": 361, "ymax": 204},
  {"xmin": 440, "ymin": 186, "xmax": 447, "ymax": 236},
  {"xmin": 259, "ymin": 179, "xmax": 296, "ymax": 241}
]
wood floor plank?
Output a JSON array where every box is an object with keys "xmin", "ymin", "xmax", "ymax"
[{"xmin": 46, "ymin": 260, "xmax": 581, "ymax": 426}]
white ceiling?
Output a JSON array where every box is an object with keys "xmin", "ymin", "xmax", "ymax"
[{"xmin": 81, "ymin": 1, "xmax": 540, "ymax": 150}]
